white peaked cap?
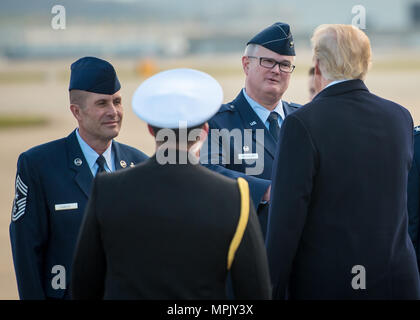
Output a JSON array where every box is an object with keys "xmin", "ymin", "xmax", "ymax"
[{"xmin": 132, "ymin": 68, "xmax": 223, "ymax": 128}]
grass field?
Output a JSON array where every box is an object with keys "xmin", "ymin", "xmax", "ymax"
[{"xmin": 0, "ymin": 50, "xmax": 419, "ymax": 299}]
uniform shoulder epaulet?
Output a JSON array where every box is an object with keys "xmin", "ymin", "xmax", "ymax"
[
  {"xmin": 23, "ymin": 136, "xmax": 66, "ymax": 159},
  {"xmin": 217, "ymin": 103, "xmax": 236, "ymax": 114},
  {"xmin": 414, "ymin": 126, "xmax": 420, "ymax": 135}
]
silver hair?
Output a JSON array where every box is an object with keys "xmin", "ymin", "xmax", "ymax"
[{"xmin": 243, "ymin": 44, "xmax": 260, "ymax": 57}]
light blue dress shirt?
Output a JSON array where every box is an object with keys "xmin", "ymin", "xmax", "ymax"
[
  {"xmin": 243, "ymin": 88, "xmax": 284, "ymax": 129},
  {"xmin": 75, "ymin": 129, "xmax": 115, "ymax": 176}
]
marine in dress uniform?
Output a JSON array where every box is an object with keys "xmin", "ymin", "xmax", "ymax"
[
  {"xmin": 407, "ymin": 126, "xmax": 420, "ymax": 271},
  {"xmin": 71, "ymin": 69, "xmax": 271, "ymax": 299},
  {"xmin": 200, "ymin": 22, "xmax": 300, "ymax": 237},
  {"xmin": 9, "ymin": 57, "xmax": 148, "ymax": 300},
  {"xmin": 266, "ymin": 24, "xmax": 420, "ymax": 299}
]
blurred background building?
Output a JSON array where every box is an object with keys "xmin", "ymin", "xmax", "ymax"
[{"xmin": 0, "ymin": 0, "xmax": 419, "ymax": 60}]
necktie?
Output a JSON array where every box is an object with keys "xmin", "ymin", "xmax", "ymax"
[
  {"xmin": 268, "ymin": 111, "xmax": 281, "ymax": 141},
  {"xmin": 96, "ymin": 155, "xmax": 107, "ymax": 175}
]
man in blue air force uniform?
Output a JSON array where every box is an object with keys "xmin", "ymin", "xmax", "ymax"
[
  {"xmin": 9, "ymin": 57, "xmax": 148, "ymax": 299},
  {"xmin": 201, "ymin": 22, "xmax": 301, "ymax": 236}
]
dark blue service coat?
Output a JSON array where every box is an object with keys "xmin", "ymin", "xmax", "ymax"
[
  {"xmin": 407, "ymin": 127, "xmax": 420, "ymax": 271},
  {"xmin": 9, "ymin": 129, "xmax": 148, "ymax": 299},
  {"xmin": 266, "ymin": 79, "xmax": 420, "ymax": 299}
]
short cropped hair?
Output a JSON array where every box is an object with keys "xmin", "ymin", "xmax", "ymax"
[
  {"xmin": 69, "ymin": 89, "xmax": 88, "ymax": 108},
  {"xmin": 243, "ymin": 43, "xmax": 260, "ymax": 57},
  {"xmin": 311, "ymin": 24, "xmax": 371, "ymax": 81}
]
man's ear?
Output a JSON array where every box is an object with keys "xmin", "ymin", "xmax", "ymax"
[
  {"xmin": 242, "ymin": 56, "xmax": 250, "ymax": 76},
  {"xmin": 313, "ymin": 59, "xmax": 325, "ymax": 94},
  {"xmin": 70, "ymin": 104, "xmax": 82, "ymax": 121},
  {"xmin": 314, "ymin": 59, "xmax": 322, "ymax": 76},
  {"xmin": 147, "ymin": 124, "xmax": 156, "ymax": 137}
]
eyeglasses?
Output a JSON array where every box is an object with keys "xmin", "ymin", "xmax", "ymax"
[{"xmin": 247, "ymin": 56, "xmax": 295, "ymax": 73}]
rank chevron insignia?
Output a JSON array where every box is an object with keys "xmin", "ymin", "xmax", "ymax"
[{"xmin": 12, "ymin": 174, "xmax": 28, "ymax": 222}]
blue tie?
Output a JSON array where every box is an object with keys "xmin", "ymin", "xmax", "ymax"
[
  {"xmin": 268, "ymin": 112, "xmax": 281, "ymax": 141},
  {"xmin": 96, "ymin": 155, "xmax": 107, "ymax": 175}
]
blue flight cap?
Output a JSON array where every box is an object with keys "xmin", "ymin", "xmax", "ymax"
[
  {"xmin": 69, "ymin": 56, "xmax": 121, "ymax": 94},
  {"xmin": 247, "ymin": 22, "xmax": 295, "ymax": 56}
]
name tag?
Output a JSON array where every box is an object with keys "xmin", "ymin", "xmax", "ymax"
[
  {"xmin": 238, "ymin": 153, "xmax": 259, "ymax": 160},
  {"xmin": 55, "ymin": 203, "xmax": 78, "ymax": 211}
]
